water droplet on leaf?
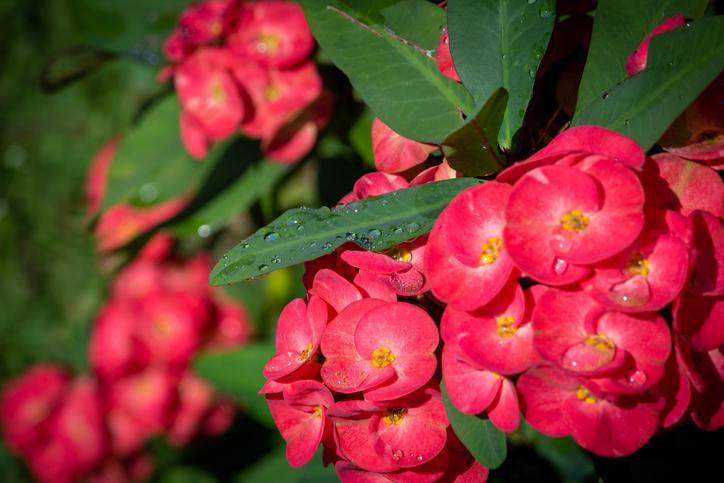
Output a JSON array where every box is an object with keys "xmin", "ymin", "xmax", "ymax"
[
  {"xmin": 264, "ymin": 232, "xmax": 280, "ymax": 242},
  {"xmin": 367, "ymin": 228, "xmax": 381, "ymax": 239}
]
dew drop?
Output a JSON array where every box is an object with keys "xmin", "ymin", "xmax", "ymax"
[
  {"xmin": 391, "ymin": 449, "xmax": 404, "ymax": 461},
  {"xmin": 392, "ymin": 226, "xmax": 403, "ymax": 234},
  {"xmin": 197, "ymin": 224, "xmax": 211, "ymax": 238},
  {"xmin": 406, "ymin": 222, "xmax": 420, "ymax": 233},
  {"xmin": 297, "ymin": 224, "xmax": 305, "ymax": 231},
  {"xmin": 626, "ymin": 370, "xmax": 648, "ymax": 386},
  {"xmin": 285, "ymin": 217, "xmax": 299, "ymax": 226},
  {"xmin": 608, "ymin": 277, "xmax": 651, "ymax": 306},
  {"xmin": 318, "ymin": 206, "xmax": 331, "ymax": 218},
  {"xmin": 367, "ymin": 228, "xmax": 381, "ymax": 239},
  {"xmin": 345, "ymin": 232, "xmax": 358, "ymax": 241},
  {"xmin": 528, "ymin": 0, "xmax": 537, "ymax": 4},
  {"xmin": 271, "ymin": 256, "xmax": 281, "ymax": 264},
  {"xmin": 553, "ymin": 257, "xmax": 568, "ymax": 275},
  {"xmin": 323, "ymin": 242, "xmax": 333, "ymax": 250},
  {"xmin": 264, "ymin": 232, "xmax": 280, "ymax": 242},
  {"xmin": 531, "ymin": 46, "xmax": 544, "ymax": 60},
  {"xmin": 241, "ymin": 242, "xmax": 250, "ymax": 249},
  {"xmin": 539, "ymin": 4, "xmax": 554, "ymax": 18},
  {"xmin": 602, "ymin": 93, "xmax": 610, "ymax": 100},
  {"xmin": 258, "ymin": 264, "xmax": 269, "ymax": 271},
  {"xmin": 624, "ymin": 119, "xmax": 630, "ymax": 126},
  {"xmin": 528, "ymin": 67, "xmax": 536, "ymax": 78},
  {"xmin": 416, "ymin": 454, "xmax": 424, "ymax": 462},
  {"xmin": 309, "ymin": 241, "xmax": 317, "ymax": 248}
]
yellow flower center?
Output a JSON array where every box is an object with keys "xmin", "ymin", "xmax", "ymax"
[
  {"xmin": 264, "ymin": 84, "xmax": 281, "ymax": 102},
  {"xmin": 694, "ymin": 130, "xmax": 722, "ymax": 145},
  {"xmin": 313, "ymin": 405, "xmax": 323, "ymax": 417},
  {"xmin": 371, "ymin": 346, "xmax": 395, "ymax": 368},
  {"xmin": 210, "ymin": 78, "xmax": 225, "ymax": 104},
  {"xmin": 561, "ymin": 209, "xmax": 590, "ymax": 233},
  {"xmin": 496, "ymin": 315, "xmax": 517, "ymax": 338},
  {"xmin": 584, "ymin": 334, "xmax": 615, "ymax": 351},
  {"xmin": 626, "ymin": 253, "xmax": 650, "ymax": 277},
  {"xmin": 576, "ymin": 386, "xmax": 598, "ymax": 404},
  {"xmin": 387, "ymin": 245, "xmax": 412, "ymax": 263},
  {"xmin": 480, "ymin": 237, "xmax": 502, "ymax": 265},
  {"xmin": 297, "ymin": 342, "xmax": 313, "ymax": 362},
  {"xmin": 209, "ymin": 20, "xmax": 223, "ymax": 36},
  {"xmin": 383, "ymin": 408, "xmax": 407, "ymax": 425},
  {"xmin": 257, "ymin": 33, "xmax": 281, "ymax": 54}
]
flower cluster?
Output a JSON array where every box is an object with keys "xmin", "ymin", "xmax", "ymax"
[
  {"xmin": 0, "ymin": 234, "xmax": 252, "ymax": 482},
  {"xmin": 162, "ymin": 0, "xmax": 330, "ymax": 163}
]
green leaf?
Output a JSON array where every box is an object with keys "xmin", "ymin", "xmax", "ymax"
[
  {"xmin": 576, "ymin": 0, "xmax": 710, "ymax": 112},
  {"xmin": 236, "ymin": 446, "xmax": 337, "ymax": 483},
  {"xmin": 447, "ymin": 0, "xmax": 555, "ymax": 149},
  {"xmin": 299, "ymin": 0, "xmax": 474, "ymax": 143},
  {"xmin": 441, "ymin": 381, "xmax": 507, "ymax": 469},
  {"xmin": 68, "ymin": 0, "xmax": 189, "ymax": 58},
  {"xmin": 441, "ymin": 88, "xmax": 508, "ymax": 176},
  {"xmin": 101, "ymin": 96, "xmax": 220, "ymax": 211},
  {"xmin": 170, "ymin": 158, "xmax": 292, "ymax": 238},
  {"xmin": 194, "ymin": 343, "xmax": 275, "ymax": 428},
  {"xmin": 159, "ymin": 467, "xmax": 218, "ymax": 483},
  {"xmin": 210, "ymin": 178, "xmax": 481, "ymax": 286},
  {"xmin": 349, "ymin": 108, "xmax": 376, "ymax": 168},
  {"xmin": 572, "ymin": 16, "xmax": 724, "ymax": 150}
]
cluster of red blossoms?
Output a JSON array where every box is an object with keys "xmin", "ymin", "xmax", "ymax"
[
  {"xmin": 261, "ymin": 24, "xmax": 723, "ymax": 482},
  {"xmin": 0, "ymin": 234, "xmax": 252, "ymax": 483},
  {"xmin": 162, "ymin": 0, "xmax": 330, "ymax": 163}
]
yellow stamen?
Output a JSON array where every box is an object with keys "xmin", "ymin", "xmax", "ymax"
[
  {"xmin": 387, "ymin": 246, "xmax": 412, "ymax": 263},
  {"xmin": 561, "ymin": 209, "xmax": 590, "ymax": 233},
  {"xmin": 210, "ymin": 20, "xmax": 223, "ymax": 36},
  {"xmin": 576, "ymin": 386, "xmax": 598, "ymax": 404},
  {"xmin": 257, "ymin": 33, "xmax": 281, "ymax": 54},
  {"xmin": 626, "ymin": 253, "xmax": 650, "ymax": 277},
  {"xmin": 264, "ymin": 84, "xmax": 281, "ymax": 101},
  {"xmin": 371, "ymin": 346, "xmax": 395, "ymax": 368},
  {"xmin": 298, "ymin": 342, "xmax": 313, "ymax": 362},
  {"xmin": 313, "ymin": 405, "xmax": 323, "ymax": 417},
  {"xmin": 495, "ymin": 315, "xmax": 517, "ymax": 338},
  {"xmin": 584, "ymin": 334, "xmax": 615, "ymax": 352},
  {"xmin": 480, "ymin": 237, "xmax": 502, "ymax": 265},
  {"xmin": 694, "ymin": 130, "xmax": 722, "ymax": 145},
  {"xmin": 210, "ymin": 78, "xmax": 225, "ymax": 104},
  {"xmin": 383, "ymin": 408, "xmax": 407, "ymax": 425}
]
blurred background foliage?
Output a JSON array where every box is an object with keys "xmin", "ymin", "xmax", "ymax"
[{"xmin": 0, "ymin": 1, "xmax": 722, "ymax": 482}]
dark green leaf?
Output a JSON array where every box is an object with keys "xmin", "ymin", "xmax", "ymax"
[
  {"xmin": 572, "ymin": 16, "xmax": 724, "ymax": 150},
  {"xmin": 299, "ymin": 0, "xmax": 474, "ymax": 143},
  {"xmin": 170, "ymin": 157, "xmax": 291, "ymax": 238},
  {"xmin": 236, "ymin": 446, "xmax": 337, "ymax": 483},
  {"xmin": 349, "ymin": 108, "xmax": 376, "ymax": 168},
  {"xmin": 194, "ymin": 343, "xmax": 275, "ymax": 428},
  {"xmin": 68, "ymin": 0, "xmax": 188, "ymax": 59},
  {"xmin": 447, "ymin": 0, "xmax": 555, "ymax": 149},
  {"xmin": 442, "ymin": 88, "xmax": 508, "ymax": 176},
  {"xmin": 101, "ymin": 96, "xmax": 221, "ymax": 211},
  {"xmin": 210, "ymin": 178, "xmax": 481, "ymax": 286},
  {"xmin": 441, "ymin": 381, "xmax": 507, "ymax": 469},
  {"xmin": 576, "ymin": 0, "xmax": 710, "ymax": 112},
  {"xmin": 159, "ymin": 467, "xmax": 218, "ymax": 483}
]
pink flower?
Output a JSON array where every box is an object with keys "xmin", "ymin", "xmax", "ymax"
[
  {"xmin": 341, "ymin": 237, "xmax": 430, "ymax": 297},
  {"xmin": 308, "ymin": 268, "xmax": 363, "ymax": 315},
  {"xmin": 640, "ymin": 153, "xmax": 724, "ymax": 217},
  {"xmin": 584, "ymin": 209, "xmax": 691, "ymax": 312},
  {"xmin": 436, "ymin": 27, "xmax": 461, "ymax": 82},
  {"xmin": 687, "ymin": 210, "xmax": 724, "ymax": 296},
  {"xmin": 625, "ymin": 15, "xmax": 685, "ymax": 76},
  {"xmin": 168, "ymin": 373, "xmax": 214, "ymax": 446},
  {"xmin": 497, "ymin": 126, "xmax": 646, "ymax": 184},
  {"xmin": 205, "ymin": 294, "xmax": 253, "ymax": 349},
  {"xmin": 227, "ymin": 0, "xmax": 314, "ymax": 68},
  {"xmin": 264, "ymin": 296, "xmax": 328, "ymax": 380},
  {"xmin": 339, "ymin": 172, "xmax": 410, "ymax": 204},
  {"xmin": 320, "ymin": 301, "xmax": 438, "ymax": 401},
  {"xmin": 504, "ymin": 157, "xmax": 645, "ymax": 285},
  {"xmin": 0, "ymin": 365, "xmax": 69, "ymax": 454},
  {"xmin": 371, "ymin": 118, "xmax": 436, "ymax": 174},
  {"xmin": 425, "ymin": 182, "xmax": 515, "ymax": 311},
  {"xmin": 674, "ymin": 292, "xmax": 724, "ymax": 352},
  {"xmin": 89, "ymin": 303, "xmax": 137, "ymax": 381},
  {"xmin": 517, "ymin": 365, "xmax": 664, "ymax": 456},
  {"xmin": 177, "ymin": 0, "xmax": 235, "ymax": 46},
  {"xmin": 444, "ymin": 280, "xmax": 538, "ymax": 376},
  {"xmin": 533, "ymin": 288, "xmax": 671, "ymax": 394},
  {"xmin": 267, "ymin": 380, "xmax": 334, "ymax": 467},
  {"xmin": 175, "ymin": 48, "xmax": 244, "ymax": 148},
  {"xmin": 677, "ymin": 339, "xmax": 724, "ymax": 430},
  {"xmin": 329, "ymin": 386, "xmax": 449, "ymax": 471}
]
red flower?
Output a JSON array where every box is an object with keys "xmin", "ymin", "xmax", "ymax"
[
  {"xmin": 625, "ymin": 15, "xmax": 685, "ymax": 76},
  {"xmin": 371, "ymin": 118, "xmax": 436, "ymax": 174}
]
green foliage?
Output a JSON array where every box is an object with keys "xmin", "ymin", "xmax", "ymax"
[
  {"xmin": 447, "ymin": 0, "xmax": 555, "ymax": 149},
  {"xmin": 442, "ymin": 88, "xmax": 508, "ymax": 176},
  {"xmin": 194, "ymin": 343, "xmax": 276, "ymax": 429},
  {"xmin": 572, "ymin": 16, "xmax": 724, "ymax": 150},
  {"xmin": 299, "ymin": 0, "xmax": 475, "ymax": 143},
  {"xmin": 441, "ymin": 382, "xmax": 507, "ymax": 469},
  {"xmin": 236, "ymin": 447, "xmax": 337, "ymax": 483},
  {"xmin": 210, "ymin": 178, "xmax": 480, "ymax": 286},
  {"xmin": 576, "ymin": 0, "xmax": 710, "ymax": 112}
]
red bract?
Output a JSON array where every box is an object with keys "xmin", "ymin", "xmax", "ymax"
[
  {"xmin": 227, "ymin": 0, "xmax": 314, "ymax": 68},
  {"xmin": 329, "ymin": 387, "xmax": 449, "ymax": 471},
  {"xmin": 625, "ymin": 15, "xmax": 685, "ymax": 76},
  {"xmin": 584, "ymin": 209, "xmax": 690, "ymax": 312},
  {"xmin": 677, "ymin": 340, "xmax": 724, "ymax": 431},
  {"xmin": 674, "ymin": 292, "xmax": 724, "ymax": 352},
  {"xmin": 504, "ymin": 158, "xmax": 645, "ymax": 285},
  {"xmin": 517, "ymin": 366, "xmax": 664, "ymax": 456},
  {"xmin": 85, "ymin": 135, "xmax": 120, "ymax": 216},
  {"xmin": 435, "ymin": 27, "xmax": 461, "ymax": 82},
  {"xmin": 533, "ymin": 288, "xmax": 671, "ymax": 394},
  {"xmin": 267, "ymin": 380, "xmax": 334, "ymax": 467},
  {"xmin": 321, "ymin": 301, "xmax": 438, "ymax": 401},
  {"xmin": 0, "ymin": 365, "xmax": 69, "ymax": 454},
  {"xmin": 264, "ymin": 297, "xmax": 328, "ymax": 380},
  {"xmin": 425, "ymin": 182, "xmax": 515, "ymax": 310},
  {"xmin": 371, "ymin": 118, "xmax": 436, "ymax": 174},
  {"xmin": 688, "ymin": 210, "xmax": 724, "ymax": 296},
  {"xmin": 309, "ymin": 268, "xmax": 363, "ymax": 315}
]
